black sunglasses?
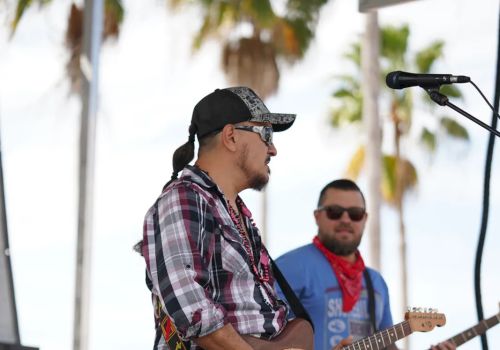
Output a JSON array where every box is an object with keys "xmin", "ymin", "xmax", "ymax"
[
  {"xmin": 317, "ymin": 205, "xmax": 366, "ymax": 222},
  {"xmin": 234, "ymin": 125, "xmax": 273, "ymax": 145}
]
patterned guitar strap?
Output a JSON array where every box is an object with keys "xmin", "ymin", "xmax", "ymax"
[{"xmin": 156, "ymin": 296, "xmax": 190, "ymax": 350}]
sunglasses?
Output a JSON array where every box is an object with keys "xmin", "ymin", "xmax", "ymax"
[
  {"xmin": 234, "ymin": 125, "xmax": 273, "ymax": 145},
  {"xmin": 316, "ymin": 205, "xmax": 366, "ymax": 222}
]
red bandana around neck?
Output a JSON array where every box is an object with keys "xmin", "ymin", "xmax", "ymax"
[{"xmin": 312, "ymin": 236, "xmax": 365, "ymax": 312}]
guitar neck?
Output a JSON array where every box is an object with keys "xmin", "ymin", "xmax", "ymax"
[
  {"xmin": 343, "ymin": 320, "xmax": 412, "ymax": 350},
  {"xmin": 447, "ymin": 314, "xmax": 500, "ymax": 347}
]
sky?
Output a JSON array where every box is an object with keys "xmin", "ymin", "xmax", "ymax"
[{"xmin": 0, "ymin": 0, "xmax": 499, "ymax": 349}]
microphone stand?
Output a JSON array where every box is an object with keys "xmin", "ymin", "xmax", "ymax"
[{"xmin": 424, "ymin": 87, "xmax": 500, "ymax": 137}]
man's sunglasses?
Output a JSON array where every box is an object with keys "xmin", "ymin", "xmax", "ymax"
[
  {"xmin": 234, "ymin": 125, "xmax": 273, "ymax": 145},
  {"xmin": 316, "ymin": 205, "xmax": 366, "ymax": 222}
]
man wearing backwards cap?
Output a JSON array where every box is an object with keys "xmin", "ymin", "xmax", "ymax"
[{"xmin": 139, "ymin": 87, "xmax": 352, "ymax": 350}]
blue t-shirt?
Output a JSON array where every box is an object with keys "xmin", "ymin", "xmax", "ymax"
[{"xmin": 275, "ymin": 244, "xmax": 393, "ymax": 350}]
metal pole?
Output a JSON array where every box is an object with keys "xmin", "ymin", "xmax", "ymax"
[
  {"xmin": 0, "ymin": 122, "xmax": 20, "ymax": 344},
  {"xmin": 73, "ymin": 1, "xmax": 103, "ymax": 350}
]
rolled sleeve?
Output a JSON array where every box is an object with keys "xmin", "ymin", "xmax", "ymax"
[{"xmin": 144, "ymin": 182, "xmax": 226, "ymax": 339}]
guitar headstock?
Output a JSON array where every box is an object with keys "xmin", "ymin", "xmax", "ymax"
[{"xmin": 406, "ymin": 307, "xmax": 446, "ymax": 332}]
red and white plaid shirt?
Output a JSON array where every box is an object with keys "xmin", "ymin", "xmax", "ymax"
[{"xmin": 142, "ymin": 165, "xmax": 288, "ymax": 349}]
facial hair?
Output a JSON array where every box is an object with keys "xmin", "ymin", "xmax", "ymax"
[
  {"xmin": 237, "ymin": 144, "xmax": 269, "ymax": 191},
  {"xmin": 319, "ymin": 223, "xmax": 361, "ymax": 256}
]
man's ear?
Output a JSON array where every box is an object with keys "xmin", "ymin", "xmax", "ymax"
[
  {"xmin": 313, "ymin": 210, "xmax": 321, "ymax": 225},
  {"xmin": 220, "ymin": 124, "xmax": 238, "ymax": 152}
]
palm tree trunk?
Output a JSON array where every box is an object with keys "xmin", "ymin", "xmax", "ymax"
[
  {"xmin": 73, "ymin": 1, "xmax": 103, "ymax": 350},
  {"xmin": 396, "ymin": 192, "xmax": 408, "ymax": 349},
  {"xmin": 361, "ymin": 10, "xmax": 382, "ymax": 271},
  {"xmin": 393, "ymin": 104, "xmax": 409, "ymax": 350}
]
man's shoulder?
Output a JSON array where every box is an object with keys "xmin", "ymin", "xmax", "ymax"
[
  {"xmin": 364, "ymin": 266, "xmax": 389, "ymax": 289},
  {"xmin": 364, "ymin": 266, "xmax": 383, "ymax": 278},
  {"xmin": 160, "ymin": 176, "xmax": 219, "ymax": 204},
  {"xmin": 277, "ymin": 243, "xmax": 316, "ymax": 259},
  {"xmin": 144, "ymin": 178, "xmax": 221, "ymax": 222},
  {"xmin": 276, "ymin": 243, "xmax": 322, "ymax": 268}
]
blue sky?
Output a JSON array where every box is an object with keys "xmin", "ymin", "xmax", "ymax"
[{"xmin": 0, "ymin": 0, "xmax": 499, "ymax": 349}]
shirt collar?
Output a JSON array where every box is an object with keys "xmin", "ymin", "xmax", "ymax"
[
  {"xmin": 180, "ymin": 165, "xmax": 253, "ymax": 219},
  {"xmin": 181, "ymin": 165, "xmax": 218, "ymax": 191}
]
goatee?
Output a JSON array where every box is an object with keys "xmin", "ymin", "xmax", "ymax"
[
  {"xmin": 320, "ymin": 233, "xmax": 360, "ymax": 256},
  {"xmin": 238, "ymin": 145, "xmax": 270, "ymax": 191}
]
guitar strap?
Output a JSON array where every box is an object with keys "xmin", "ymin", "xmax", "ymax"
[
  {"xmin": 156, "ymin": 296, "xmax": 190, "ymax": 350},
  {"xmin": 363, "ymin": 269, "xmax": 377, "ymax": 333},
  {"xmin": 270, "ymin": 256, "xmax": 315, "ymax": 331}
]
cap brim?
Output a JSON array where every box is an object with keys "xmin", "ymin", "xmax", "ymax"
[{"xmin": 249, "ymin": 113, "xmax": 296, "ymax": 132}]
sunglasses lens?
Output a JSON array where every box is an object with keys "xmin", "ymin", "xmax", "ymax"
[
  {"xmin": 347, "ymin": 208, "xmax": 365, "ymax": 221},
  {"xmin": 325, "ymin": 206, "xmax": 344, "ymax": 220},
  {"xmin": 263, "ymin": 127, "xmax": 273, "ymax": 144},
  {"xmin": 323, "ymin": 205, "xmax": 365, "ymax": 221}
]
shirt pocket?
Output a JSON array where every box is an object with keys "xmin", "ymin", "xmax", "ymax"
[{"xmin": 217, "ymin": 224, "xmax": 249, "ymax": 277}]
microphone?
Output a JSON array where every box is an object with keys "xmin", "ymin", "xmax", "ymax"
[{"xmin": 386, "ymin": 71, "xmax": 470, "ymax": 89}]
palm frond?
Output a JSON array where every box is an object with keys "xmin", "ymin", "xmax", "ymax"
[
  {"xmin": 345, "ymin": 146, "xmax": 366, "ymax": 179},
  {"xmin": 439, "ymin": 84, "xmax": 462, "ymax": 99},
  {"xmin": 420, "ymin": 127, "xmax": 437, "ymax": 152},
  {"xmin": 272, "ymin": 17, "xmax": 311, "ymax": 60},
  {"xmin": 415, "ymin": 40, "xmax": 444, "ymax": 73},
  {"xmin": 11, "ymin": 0, "xmax": 51, "ymax": 34},
  {"xmin": 381, "ymin": 155, "xmax": 397, "ymax": 204},
  {"xmin": 329, "ymin": 100, "xmax": 363, "ymax": 127},
  {"xmin": 104, "ymin": 0, "xmax": 124, "ymax": 38},
  {"xmin": 192, "ymin": 14, "xmax": 213, "ymax": 50},
  {"xmin": 333, "ymin": 88, "xmax": 356, "ymax": 98},
  {"xmin": 440, "ymin": 117, "xmax": 470, "ymax": 140},
  {"xmin": 343, "ymin": 42, "xmax": 361, "ymax": 68},
  {"xmin": 329, "ymin": 86, "xmax": 363, "ymax": 127},
  {"xmin": 380, "ymin": 24, "xmax": 409, "ymax": 66},
  {"xmin": 245, "ymin": 0, "xmax": 275, "ymax": 27},
  {"xmin": 381, "ymin": 155, "xmax": 418, "ymax": 205}
]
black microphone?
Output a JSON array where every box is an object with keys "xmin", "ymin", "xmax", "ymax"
[{"xmin": 386, "ymin": 70, "xmax": 470, "ymax": 89}]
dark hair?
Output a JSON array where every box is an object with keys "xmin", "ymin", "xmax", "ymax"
[
  {"xmin": 317, "ymin": 179, "xmax": 366, "ymax": 207},
  {"xmin": 163, "ymin": 124, "xmax": 197, "ymax": 191},
  {"xmin": 133, "ymin": 240, "xmax": 143, "ymax": 256}
]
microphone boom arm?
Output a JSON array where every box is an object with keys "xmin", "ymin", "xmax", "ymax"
[{"xmin": 424, "ymin": 87, "xmax": 500, "ymax": 138}]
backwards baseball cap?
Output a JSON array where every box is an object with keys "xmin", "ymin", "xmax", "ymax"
[
  {"xmin": 190, "ymin": 86, "xmax": 296, "ymax": 139},
  {"xmin": 167, "ymin": 87, "xmax": 296, "ymax": 186}
]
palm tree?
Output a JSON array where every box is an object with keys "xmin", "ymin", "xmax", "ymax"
[
  {"xmin": 330, "ymin": 24, "xmax": 469, "ymax": 325},
  {"xmin": 10, "ymin": 0, "xmax": 124, "ymax": 94},
  {"xmin": 169, "ymin": 0, "xmax": 328, "ymax": 99}
]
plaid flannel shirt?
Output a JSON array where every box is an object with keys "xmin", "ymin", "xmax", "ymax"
[{"xmin": 142, "ymin": 165, "xmax": 288, "ymax": 349}]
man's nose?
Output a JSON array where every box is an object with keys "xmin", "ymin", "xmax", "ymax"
[
  {"xmin": 268, "ymin": 143, "xmax": 277, "ymax": 156},
  {"xmin": 339, "ymin": 211, "xmax": 351, "ymax": 222}
]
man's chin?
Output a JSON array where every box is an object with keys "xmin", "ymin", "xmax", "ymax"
[
  {"xmin": 322, "ymin": 238, "xmax": 359, "ymax": 256},
  {"xmin": 249, "ymin": 174, "xmax": 269, "ymax": 191}
]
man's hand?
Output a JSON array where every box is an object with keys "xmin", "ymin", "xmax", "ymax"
[
  {"xmin": 332, "ymin": 336, "xmax": 353, "ymax": 350},
  {"xmin": 430, "ymin": 341, "xmax": 456, "ymax": 350}
]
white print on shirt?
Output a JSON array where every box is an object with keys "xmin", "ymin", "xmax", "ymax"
[{"xmin": 327, "ymin": 294, "xmax": 370, "ymax": 319}]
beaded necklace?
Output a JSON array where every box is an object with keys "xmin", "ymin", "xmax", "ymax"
[{"xmin": 227, "ymin": 198, "xmax": 270, "ymax": 283}]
